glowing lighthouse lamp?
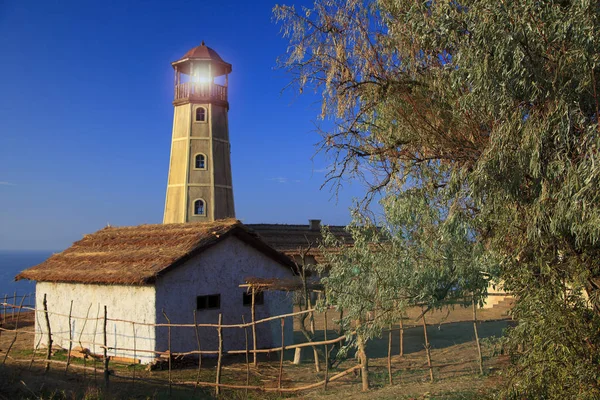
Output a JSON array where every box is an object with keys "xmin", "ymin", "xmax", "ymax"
[
  {"xmin": 171, "ymin": 41, "xmax": 231, "ymax": 100},
  {"xmin": 194, "ymin": 63, "xmax": 211, "ymax": 84}
]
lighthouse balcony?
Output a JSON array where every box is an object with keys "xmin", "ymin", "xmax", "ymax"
[{"xmin": 174, "ymin": 82, "xmax": 228, "ymax": 105}]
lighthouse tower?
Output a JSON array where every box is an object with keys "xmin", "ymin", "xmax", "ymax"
[{"xmin": 163, "ymin": 42, "xmax": 235, "ymax": 223}]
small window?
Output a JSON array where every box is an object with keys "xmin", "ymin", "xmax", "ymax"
[
  {"xmin": 193, "ymin": 199, "xmax": 205, "ymax": 216},
  {"xmin": 195, "ymin": 107, "xmax": 207, "ymax": 122},
  {"xmin": 242, "ymin": 291, "xmax": 264, "ymax": 306},
  {"xmin": 195, "ymin": 154, "xmax": 206, "ymax": 169},
  {"xmin": 197, "ymin": 294, "xmax": 220, "ymax": 310}
]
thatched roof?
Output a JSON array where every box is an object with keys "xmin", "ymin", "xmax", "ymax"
[
  {"xmin": 16, "ymin": 219, "xmax": 295, "ymax": 285},
  {"xmin": 246, "ymin": 222, "xmax": 353, "ymax": 264}
]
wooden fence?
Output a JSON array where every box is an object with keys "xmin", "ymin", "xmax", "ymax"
[{"xmin": 0, "ymin": 292, "xmax": 495, "ymax": 395}]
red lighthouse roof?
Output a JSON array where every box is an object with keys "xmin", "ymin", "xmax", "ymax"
[{"xmin": 172, "ymin": 41, "xmax": 232, "ymax": 76}]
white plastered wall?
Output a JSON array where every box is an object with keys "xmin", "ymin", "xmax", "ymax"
[
  {"xmin": 154, "ymin": 235, "xmax": 295, "ymax": 355},
  {"xmin": 34, "ymin": 282, "xmax": 156, "ymax": 363}
]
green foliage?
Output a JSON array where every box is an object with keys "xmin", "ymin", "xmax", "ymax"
[
  {"xmin": 276, "ymin": 0, "xmax": 600, "ymax": 397},
  {"xmin": 319, "ymin": 178, "xmax": 493, "ymax": 340}
]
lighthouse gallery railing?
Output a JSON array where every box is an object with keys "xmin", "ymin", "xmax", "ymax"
[{"xmin": 174, "ymin": 82, "xmax": 227, "ymax": 102}]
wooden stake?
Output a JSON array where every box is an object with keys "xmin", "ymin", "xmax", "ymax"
[
  {"xmin": 216, "ymin": 313, "xmax": 223, "ymax": 396},
  {"xmin": 43, "ymin": 294, "xmax": 53, "ymax": 373},
  {"xmin": 337, "ymin": 309, "xmax": 344, "ymax": 351},
  {"xmin": 29, "ymin": 312, "xmax": 44, "ymax": 370},
  {"xmin": 278, "ymin": 318, "xmax": 285, "ymax": 391},
  {"xmin": 473, "ymin": 297, "xmax": 484, "ymax": 375},
  {"xmin": 77, "ymin": 303, "xmax": 93, "ymax": 381},
  {"xmin": 65, "ymin": 300, "xmax": 73, "ymax": 374},
  {"xmin": 422, "ymin": 309, "xmax": 434, "ymax": 383},
  {"xmin": 132, "ymin": 322, "xmax": 137, "ymax": 386},
  {"xmin": 103, "ymin": 305, "xmax": 109, "ymax": 388},
  {"xmin": 242, "ymin": 315, "xmax": 250, "ymax": 395},
  {"xmin": 2, "ymin": 294, "xmax": 25, "ymax": 364},
  {"xmin": 193, "ymin": 310, "xmax": 202, "ymax": 393},
  {"xmin": 324, "ymin": 309, "xmax": 329, "ymax": 391},
  {"xmin": 162, "ymin": 310, "xmax": 172, "ymax": 396},
  {"xmin": 399, "ymin": 317, "xmax": 404, "ymax": 357},
  {"xmin": 308, "ymin": 295, "xmax": 316, "ymax": 336},
  {"xmin": 251, "ymin": 287, "xmax": 258, "ymax": 367},
  {"xmin": 387, "ymin": 323, "xmax": 393, "ymax": 385},
  {"xmin": 92, "ymin": 303, "xmax": 100, "ymax": 384}
]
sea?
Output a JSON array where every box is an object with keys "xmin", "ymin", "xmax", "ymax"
[{"xmin": 0, "ymin": 250, "xmax": 55, "ymax": 298}]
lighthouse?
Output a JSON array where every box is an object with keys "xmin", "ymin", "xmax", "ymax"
[{"xmin": 163, "ymin": 42, "xmax": 235, "ymax": 223}]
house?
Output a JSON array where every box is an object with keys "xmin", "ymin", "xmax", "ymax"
[
  {"xmin": 16, "ymin": 219, "xmax": 295, "ymax": 364},
  {"xmin": 248, "ymin": 220, "xmax": 511, "ymax": 309},
  {"xmin": 247, "ymin": 219, "xmax": 353, "ymax": 268}
]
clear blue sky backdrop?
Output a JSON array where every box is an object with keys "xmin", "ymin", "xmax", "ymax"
[{"xmin": 0, "ymin": 0, "xmax": 366, "ymax": 251}]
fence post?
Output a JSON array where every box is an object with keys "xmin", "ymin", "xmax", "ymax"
[
  {"xmin": 2, "ymin": 294, "xmax": 25, "ymax": 364},
  {"xmin": 422, "ymin": 309, "xmax": 434, "ymax": 383},
  {"xmin": 132, "ymin": 321, "xmax": 137, "ymax": 386},
  {"xmin": 251, "ymin": 287, "xmax": 258, "ymax": 367},
  {"xmin": 29, "ymin": 312, "xmax": 44, "ymax": 370},
  {"xmin": 324, "ymin": 308, "xmax": 329, "ymax": 391},
  {"xmin": 216, "ymin": 313, "xmax": 223, "ymax": 396},
  {"xmin": 278, "ymin": 317, "xmax": 285, "ymax": 391},
  {"xmin": 473, "ymin": 297, "xmax": 484, "ymax": 375},
  {"xmin": 12, "ymin": 291, "xmax": 16, "ymax": 320},
  {"xmin": 103, "ymin": 305, "xmax": 109, "ymax": 388},
  {"xmin": 92, "ymin": 304, "xmax": 100, "ymax": 384},
  {"xmin": 387, "ymin": 323, "xmax": 393, "ymax": 385},
  {"xmin": 43, "ymin": 294, "xmax": 53, "ymax": 373},
  {"xmin": 399, "ymin": 317, "xmax": 404, "ymax": 357},
  {"xmin": 193, "ymin": 309, "xmax": 202, "ymax": 393},
  {"xmin": 65, "ymin": 300, "xmax": 73, "ymax": 374},
  {"xmin": 162, "ymin": 309, "xmax": 172, "ymax": 396},
  {"xmin": 242, "ymin": 315, "xmax": 249, "ymax": 395},
  {"xmin": 77, "ymin": 303, "xmax": 93, "ymax": 381}
]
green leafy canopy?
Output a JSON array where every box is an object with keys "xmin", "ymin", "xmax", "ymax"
[{"xmin": 276, "ymin": 0, "xmax": 600, "ymax": 397}]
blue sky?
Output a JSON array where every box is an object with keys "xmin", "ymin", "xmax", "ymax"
[{"xmin": 0, "ymin": 0, "xmax": 366, "ymax": 251}]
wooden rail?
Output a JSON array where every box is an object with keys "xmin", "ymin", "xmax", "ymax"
[
  {"xmin": 174, "ymin": 82, "xmax": 227, "ymax": 102},
  {"xmin": 0, "ymin": 293, "xmax": 501, "ymax": 395}
]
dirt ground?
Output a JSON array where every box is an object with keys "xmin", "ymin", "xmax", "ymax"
[{"xmin": 0, "ymin": 302, "xmax": 513, "ymax": 399}]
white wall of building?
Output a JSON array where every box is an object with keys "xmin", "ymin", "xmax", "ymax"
[
  {"xmin": 35, "ymin": 282, "xmax": 156, "ymax": 363},
  {"xmin": 154, "ymin": 235, "xmax": 295, "ymax": 354},
  {"xmin": 32, "ymin": 235, "xmax": 294, "ymax": 364}
]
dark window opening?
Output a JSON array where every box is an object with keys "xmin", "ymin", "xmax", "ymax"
[
  {"xmin": 194, "ymin": 199, "xmax": 205, "ymax": 215},
  {"xmin": 195, "ymin": 154, "xmax": 206, "ymax": 169},
  {"xmin": 196, "ymin": 107, "xmax": 206, "ymax": 122},
  {"xmin": 197, "ymin": 294, "xmax": 220, "ymax": 310},
  {"xmin": 242, "ymin": 291, "xmax": 264, "ymax": 306}
]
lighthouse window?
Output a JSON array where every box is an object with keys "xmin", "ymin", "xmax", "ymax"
[
  {"xmin": 195, "ymin": 107, "xmax": 207, "ymax": 122},
  {"xmin": 194, "ymin": 154, "xmax": 206, "ymax": 170},
  {"xmin": 193, "ymin": 199, "xmax": 205, "ymax": 216}
]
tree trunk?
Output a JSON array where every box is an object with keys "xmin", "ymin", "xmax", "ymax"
[{"xmin": 357, "ymin": 334, "xmax": 369, "ymax": 391}]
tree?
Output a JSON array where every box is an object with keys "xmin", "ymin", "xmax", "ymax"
[
  {"xmin": 319, "ymin": 171, "xmax": 492, "ymax": 341},
  {"xmin": 275, "ymin": 0, "xmax": 600, "ymax": 397}
]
